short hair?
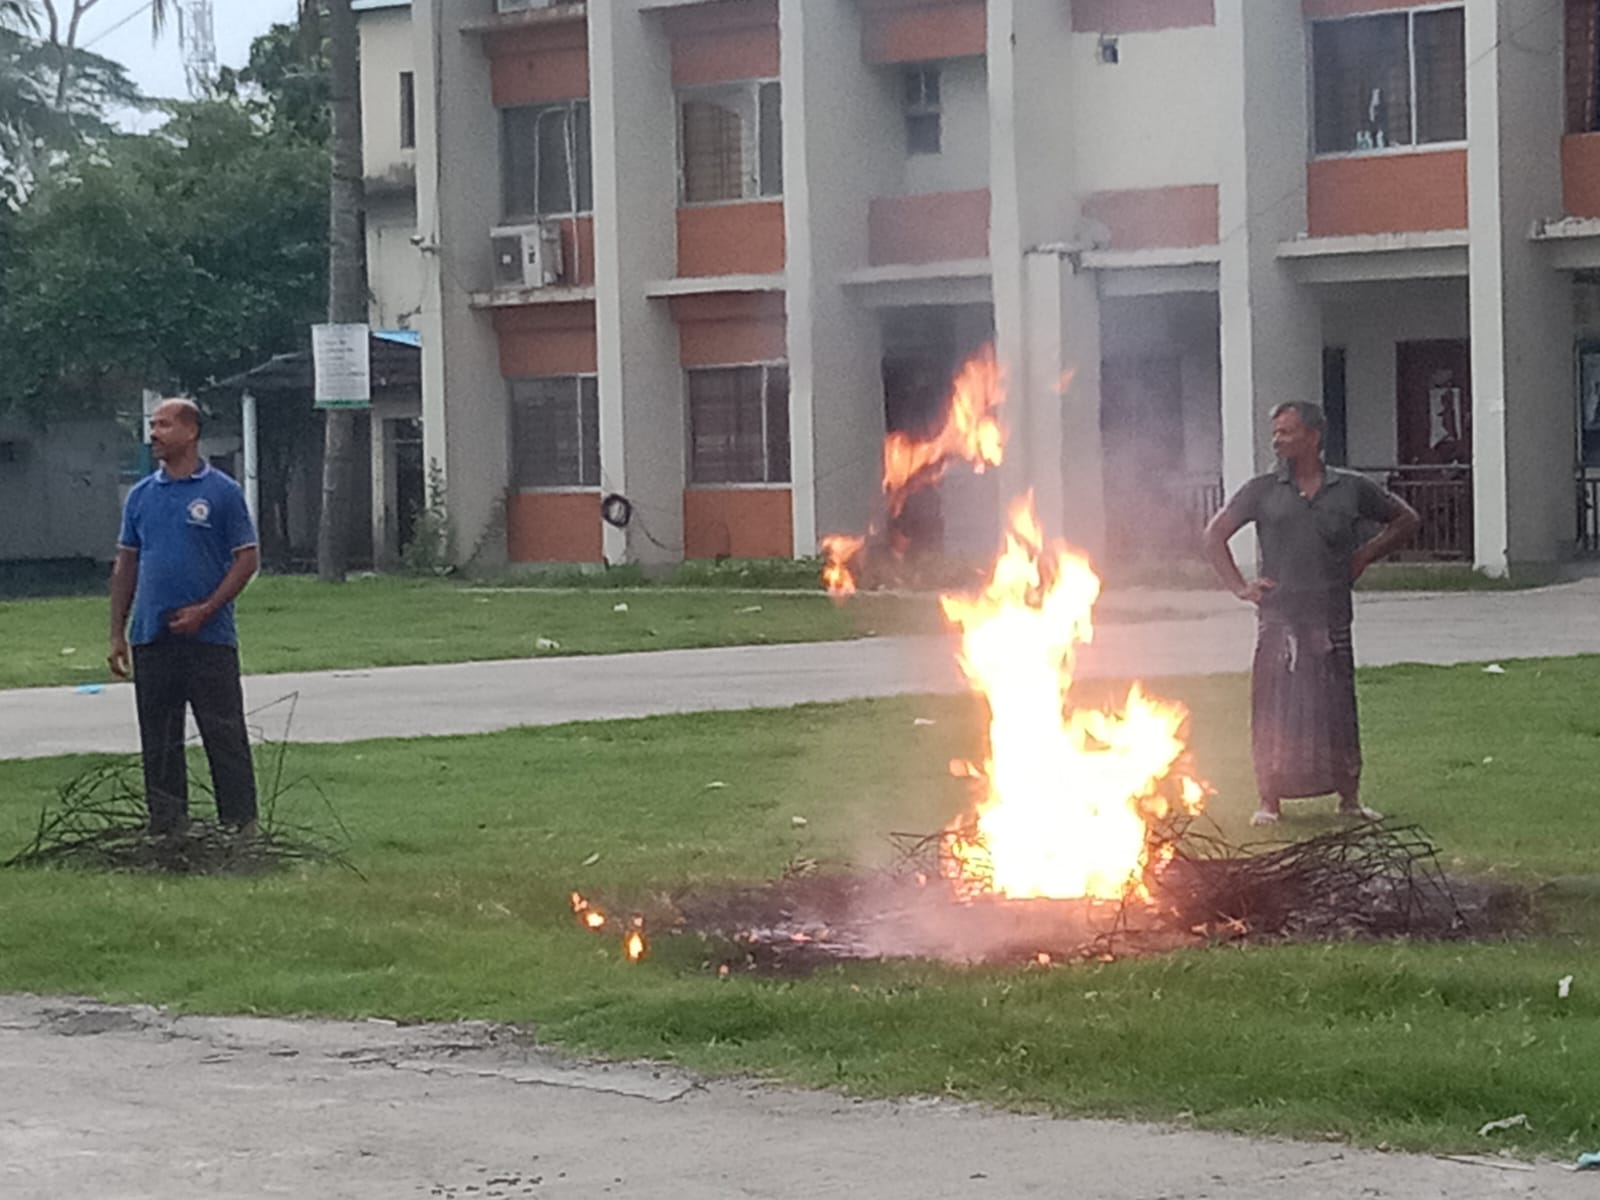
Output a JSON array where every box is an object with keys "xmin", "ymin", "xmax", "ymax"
[
  {"xmin": 158, "ymin": 397, "xmax": 204, "ymax": 436},
  {"xmin": 1270, "ymin": 401, "xmax": 1326, "ymax": 439}
]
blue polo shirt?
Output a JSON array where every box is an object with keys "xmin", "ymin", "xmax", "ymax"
[{"xmin": 118, "ymin": 463, "xmax": 258, "ymax": 647}]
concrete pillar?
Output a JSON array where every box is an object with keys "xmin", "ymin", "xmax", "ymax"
[
  {"xmin": 591, "ymin": 2, "xmax": 683, "ymax": 566},
  {"xmin": 413, "ymin": 0, "xmax": 507, "ymax": 570},
  {"xmin": 779, "ymin": 0, "xmax": 891, "ymax": 552},
  {"xmin": 240, "ymin": 390, "xmax": 260, "ymax": 534},
  {"xmin": 1465, "ymin": 0, "xmax": 1571, "ymax": 575},
  {"xmin": 1215, "ymin": 0, "xmax": 1323, "ymax": 565},
  {"xmin": 988, "ymin": 0, "xmax": 1090, "ymax": 546}
]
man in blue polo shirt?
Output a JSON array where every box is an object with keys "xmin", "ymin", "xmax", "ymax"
[{"xmin": 109, "ymin": 398, "xmax": 261, "ymax": 837}]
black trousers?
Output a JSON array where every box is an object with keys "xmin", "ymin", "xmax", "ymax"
[{"xmin": 132, "ymin": 641, "xmax": 257, "ymax": 831}]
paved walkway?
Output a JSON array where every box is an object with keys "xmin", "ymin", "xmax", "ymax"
[
  {"xmin": 0, "ymin": 995, "xmax": 1584, "ymax": 1200},
  {"xmin": 5, "ymin": 581, "xmax": 1600, "ymax": 759}
]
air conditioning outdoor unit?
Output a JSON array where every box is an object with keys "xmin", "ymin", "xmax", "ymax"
[
  {"xmin": 491, "ymin": 222, "xmax": 565, "ymax": 290},
  {"xmin": 496, "ymin": 0, "xmax": 555, "ymax": 14}
]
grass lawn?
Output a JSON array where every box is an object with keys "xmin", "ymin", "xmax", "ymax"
[
  {"xmin": 0, "ymin": 574, "xmax": 944, "ymax": 690},
  {"xmin": 1, "ymin": 658, "xmax": 1598, "ymax": 1155}
]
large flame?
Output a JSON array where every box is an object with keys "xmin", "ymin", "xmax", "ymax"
[
  {"xmin": 940, "ymin": 496, "xmax": 1202, "ymax": 901},
  {"xmin": 821, "ymin": 346, "xmax": 1005, "ymax": 598}
]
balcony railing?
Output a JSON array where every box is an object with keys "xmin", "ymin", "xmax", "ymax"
[
  {"xmin": 1353, "ymin": 465, "xmax": 1473, "ymax": 561},
  {"xmin": 1105, "ymin": 474, "xmax": 1223, "ymax": 562},
  {"xmin": 1577, "ymin": 468, "xmax": 1600, "ymax": 554}
]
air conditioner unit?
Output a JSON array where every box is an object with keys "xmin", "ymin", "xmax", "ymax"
[
  {"xmin": 496, "ymin": 0, "xmax": 555, "ymax": 13},
  {"xmin": 491, "ymin": 222, "xmax": 564, "ymax": 290}
]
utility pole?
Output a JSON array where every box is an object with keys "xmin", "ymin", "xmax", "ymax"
[{"xmin": 176, "ymin": 0, "xmax": 216, "ymax": 99}]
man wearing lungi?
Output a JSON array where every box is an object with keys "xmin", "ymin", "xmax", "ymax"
[{"xmin": 1203, "ymin": 403, "xmax": 1420, "ymax": 827}]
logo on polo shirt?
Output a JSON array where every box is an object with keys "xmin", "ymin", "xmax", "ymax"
[{"xmin": 187, "ymin": 498, "xmax": 212, "ymax": 527}]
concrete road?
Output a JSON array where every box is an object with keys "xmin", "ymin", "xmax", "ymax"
[
  {"xmin": 4, "ymin": 582, "xmax": 1599, "ymax": 760},
  {"xmin": 0, "ymin": 995, "xmax": 1583, "ymax": 1200}
]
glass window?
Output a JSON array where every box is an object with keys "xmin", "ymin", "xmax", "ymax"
[
  {"xmin": 510, "ymin": 376, "xmax": 600, "ymax": 488},
  {"xmin": 903, "ymin": 65, "xmax": 942, "ymax": 155},
  {"xmin": 687, "ymin": 365, "xmax": 791, "ymax": 484},
  {"xmin": 679, "ymin": 82, "xmax": 783, "ymax": 203},
  {"xmin": 501, "ymin": 101, "xmax": 593, "ymax": 219},
  {"xmin": 1311, "ymin": 8, "xmax": 1464, "ymax": 154}
]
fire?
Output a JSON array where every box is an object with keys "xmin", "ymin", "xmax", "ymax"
[
  {"xmin": 881, "ymin": 345, "xmax": 1004, "ymax": 517},
  {"xmin": 570, "ymin": 891, "xmax": 607, "ymax": 930},
  {"xmin": 624, "ymin": 921, "xmax": 647, "ymax": 964},
  {"xmin": 939, "ymin": 495, "xmax": 1202, "ymax": 901},
  {"xmin": 820, "ymin": 345, "xmax": 1006, "ymax": 597}
]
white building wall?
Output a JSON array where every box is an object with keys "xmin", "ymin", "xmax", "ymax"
[
  {"xmin": 1069, "ymin": 28, "xmax": 1222, "ymax": 193},
  {"xmin": 359, "ymin": 7, "xmax": 416, "ymax": 186},
  {"xmin": 901, "ymin": 56, "xmax": 990, "ymax": 197}
]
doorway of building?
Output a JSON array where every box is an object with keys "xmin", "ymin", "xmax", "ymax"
[
  {"xmin": 1101, "ymin": 355, "xmax": 1187, "ymax": 559},
  {"xmin": 1394, "ymin": 339, "xmax": 1472, "ymax": 559},
  {"xmin": 391, "ymin": 418, "xmax": 425, "ymax": 557}
]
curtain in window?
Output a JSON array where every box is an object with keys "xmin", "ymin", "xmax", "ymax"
[
  {"xmin": 1414, "ymin": 8, "xmax": 1466, "ymax": 144},
  {"xmin": 1312, "ymin": 14, "xmax": 1411, "ymax": 153},
  {"xmin": 681, "ymin": 100, "xmax": 747, "ymax": 204}
]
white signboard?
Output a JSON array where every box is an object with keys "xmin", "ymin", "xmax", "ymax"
[{"xmin": 312, "ymin": 323, "xmax": 372, "ymax": 409}]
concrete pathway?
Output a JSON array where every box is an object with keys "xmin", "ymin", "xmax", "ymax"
[
  {"xmin": 0, "ymin": 995, "xmax": 1585, "ymax": 1200},
  {"xmin": 5, "ymin": 581, "xmax": 1600, "ymax": 759}
]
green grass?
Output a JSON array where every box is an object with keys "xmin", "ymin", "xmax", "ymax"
[
  {"xmin": 1, "ymin": 659, "xmax": 1598, "ymax": 1155},
  {"xmin": 0, "ymin": 574, "xmax": 945, "ymax": 690}
]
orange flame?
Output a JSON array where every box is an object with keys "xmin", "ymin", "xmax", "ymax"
[
  {"xmin": 820, "ymin": 534, "xmax": 865, "ymax": 600},
  {"xmin": 938, "ymin": 495, "xmax": 1202, "ymax": 901},
  {"xmin": 624, "ymin": 929, "xmax": 647, "ymax": 963},
  {"xmin": 570, "ymin": 892, "xmax": 608, "ymax": 930},
  {"xmin": 819, "ymin": 345, "xmax": 1006, "ymax": 597},
  {"xmin": 881, "ymin": 346, "xmax": 1005, "ymax": 517}
]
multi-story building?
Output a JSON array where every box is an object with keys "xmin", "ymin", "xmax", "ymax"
[{"xmin": 355, "ymin": 0, "xmax": 1600, "ymax": 579}]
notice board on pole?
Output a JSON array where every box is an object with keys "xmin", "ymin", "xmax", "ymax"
[{"xmin": 312, "ymin": 323, "xmax": 372, "ymax": 410}]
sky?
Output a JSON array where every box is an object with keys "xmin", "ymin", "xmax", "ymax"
[{"xmin": 78, "ymin": 0, "xmax": 301, "ymax": 131}]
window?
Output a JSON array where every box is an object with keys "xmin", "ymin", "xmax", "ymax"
[
  {"xmin": 903, "ymin": 65, "xmax": 942, "ymax": 155},
  {"xmin": 510, "ymin": 376, "xmax": 601, "ymax": 488},
  {"xmin": 502, "ymin": 101, "xmax": 593, "ymax": 219},
  {"xmin": 1311, "ymin": 7, "xmax": 1465, "ymax": 154},
  {"xmin": 687, "ymin": 365, "xmax": 790, "ymax": 484},
  {"xmin": 399, "ymin": 71, "xmax": 416, "ymax": 150},
  {"xmin": 1567, "ymin": 0, "xmax": 1600, "ymax": 133},
  {"xmin": 678, "ymin": 82, "xmax": 783, "ymax": 204}
]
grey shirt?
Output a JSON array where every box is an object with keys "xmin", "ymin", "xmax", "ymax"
[{"xmin": 1219, "ymin": 463, "xmax": 1406, "ymax": 625}]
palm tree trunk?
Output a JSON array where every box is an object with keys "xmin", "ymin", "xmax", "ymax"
[{"xmin": 315, "ymin": 0, "xmax": 366, "ymax": 582}]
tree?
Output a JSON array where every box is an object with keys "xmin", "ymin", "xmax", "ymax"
[
  {"xmin": 0, "ymin": 102, "xmax": 329, "ymax": 416},
  {"xmin": 152, "ymin": 0, "xmax": 366, "ymax": 581},
  {"xmin": 216, "ymin": 18, "xmax": 330, "ymax": 145}
]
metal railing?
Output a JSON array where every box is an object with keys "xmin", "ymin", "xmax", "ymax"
[
  {"xmin": 1352, "ymin": 465, "xmax": 1473, "ymax": 561},
  {"xmin": 1577, "ymin": 468, "xmax": 1600, "ymax": 555}
]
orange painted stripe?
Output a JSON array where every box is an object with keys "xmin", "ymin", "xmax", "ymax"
[
  {"xmin": 1071, "ymin": 0, "xmax": 1214, "ymax": 34},
  {"xmin": 677, "ymin": 201, "xmax": 787, "ymax": 277},
  {"xmin": 1306, "ymin": 152, "xmax": 1468, "ymax": 237},
  {"xmin": 1563, "ymin": 133, "xmax": 1600, "ymax": 219},
  {"xmin": 861, "ymin": 0, "xmax": 986, "ymax": 64},
  {"xmin": 868, "ymin": 190, "xmax": 990, "ymax": 265},
  {"xmin": 1081, "ymin": 184, "xmax": 1218, "ymax": 249},
  {"xmin": 684, "ymin": 488, "xmax": 794, "ymax": 559},
  {"xmin": 671, "ymin": 292, "xmax": 788, "ymax": 368},
  {"xmin": 506, "ymin": 492, "xmax": 603, "ymax": 563},
  {"xmin": 666, "ymin": 0, "xmax": 780, "ymax": 87},
  {"xmin": 488, "ymin": 22, "xmax": 590, "ymax": 105},
  {"xmin": 494, "ymin": 302, "xmax": 598, "ymax": 376}
]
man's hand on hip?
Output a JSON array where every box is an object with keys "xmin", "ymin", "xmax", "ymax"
[{"xmin": 108, "ymin": 634, "xmax": 131, "ymax": 679}]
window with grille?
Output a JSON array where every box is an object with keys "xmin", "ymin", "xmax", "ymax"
[
  {"xmin": 1568, "ymin": 0, "xmax": 1600, "ymax": 133},
  {"xmin": 687, "ymin": 365, "xmax": 791, "ymax": 484},
  {"xmin": 1311, "ymin": 7, "xmax": 1465, "ymax": 154},
  {"xmin": 502, "ymin": 101, "xmax": 593, "ymax": 219},
  {"xmin": 678, "ymin": 82, "xmax": 783, "ymax": 204},
  {"xmin": 903, "ymin": 65, "xmax": 942, "ymax": 155},
  {"xmin": 510, "ymin": 376, "xmax": 601, "ymax": 488}
]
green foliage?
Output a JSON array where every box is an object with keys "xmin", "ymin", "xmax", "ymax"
[
  {"xmin": 215, "ymin": 18, "xmax": 330, "ymax": 145},
  {"xmin": 399, "ymin": 460, "xmax": 454, "ymax": 576},
  {"xmin": 0, "ymin": 100, "xmax": 328, "ymax": 418}
]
